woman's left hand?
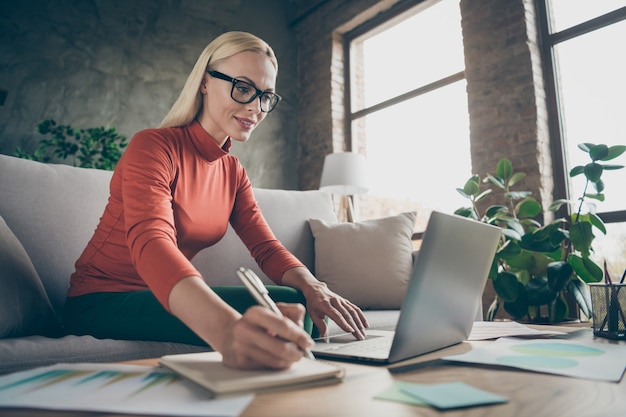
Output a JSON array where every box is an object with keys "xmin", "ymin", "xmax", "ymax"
[{"xmin": 282, "ymin": 267, "xmax": 369, "ymax": 340}]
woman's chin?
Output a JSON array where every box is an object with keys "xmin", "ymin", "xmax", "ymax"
[{"xmin": 230, "ymin": 133, "xmax": 252, "ymax": 143}]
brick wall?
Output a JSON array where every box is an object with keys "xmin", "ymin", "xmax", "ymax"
[{"xmin": 461, "ymin": 0, "xmax": 553, "ymax": 213}]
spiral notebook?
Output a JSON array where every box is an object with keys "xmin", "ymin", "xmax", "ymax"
[{"xmin": 160, "ymin": 351, "xmax": 344, "ymax": 395}]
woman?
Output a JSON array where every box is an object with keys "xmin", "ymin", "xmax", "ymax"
[{"xmin": 63, "ymin": 31, "xmax": 368, "ymax": 370}]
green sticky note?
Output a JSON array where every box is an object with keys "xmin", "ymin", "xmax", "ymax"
[
  {"xmin": 400, "ymin": 381, "xmax": 507, "ymax": 410},
  {"xmin": 374, "ymin": 381, "xmax": 428, "ymax": 406}
]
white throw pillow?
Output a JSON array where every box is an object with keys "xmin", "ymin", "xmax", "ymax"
[{"xmin": 308, "ymin": 212, "xmax": 416, "ymax": 309}]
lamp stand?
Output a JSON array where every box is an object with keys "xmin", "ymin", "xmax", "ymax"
[{"xmin": 347, "ymin": 195, "xmax": 355, "ymax": 223}]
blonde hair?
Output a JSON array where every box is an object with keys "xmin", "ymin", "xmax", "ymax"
[{"xmin": 159, "ymin": 31, "xmax": 278, "ymax": 128}]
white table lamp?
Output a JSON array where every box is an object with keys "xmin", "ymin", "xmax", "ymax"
[{"xmin": 319, "ymin": 152, "xmax": 369, "ymax": 222}]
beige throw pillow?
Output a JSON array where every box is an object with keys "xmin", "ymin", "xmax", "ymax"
[{"xmin": 308, "ymin": 212, "xmax": 416, "ymax": 309}]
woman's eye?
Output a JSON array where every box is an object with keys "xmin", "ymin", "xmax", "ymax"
[{"xmin": 236, "ymin": 85, "xmax": 251, "ymax": 95}]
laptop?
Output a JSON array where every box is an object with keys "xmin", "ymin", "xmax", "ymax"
[{"xmin": 311, "ymin": 211, "xmax": 501, "ymax": 364}]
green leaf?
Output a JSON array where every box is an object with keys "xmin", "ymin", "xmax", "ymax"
[
  {"xmin": 549, "ymin": 296, "xmax": 569, "ymax": 323},
  {"xmin": 588, "ymin": 213, "xmax": 606, "ymax": 234},
  {"xmin": 503, "ymin": 283, "xmax": 529, "ymax": 319},
  {"xmin": 508, "ymin": 172, "xmax": 526, "ymax": 187},
  {"xmin": 547, "ymin": 261, "xmax": 573, "ymax": 293},
  {"xmin": 505, "ymin": 191, "xmax": 532, "ymax": 200},
  {"xmin": 503, "ymin": 249, "xmax": 535, "ymax": 270},
  {"xmin": 530, "ymin": 251, "xmax": 561, "ymax": 276},
  {"xmin": 526, "ymin": 276, "xmax": 557, "ymax": 306},
  {"xmin": 601, "ymin": 164, "xmax": 624, "ymax": 170},
  {"xmin": 485, "ymin": 205, "xmax": 509, "ymax": 218},
  {"xmin": 585, "ymin": 192, "xmax": 605, "ymax": 202},
  {"xmin": 497, "ymin": 239, "xmax": 521, "ymax": 258},
  {"xmin": 496, "ymin": 158, "xmax": 513, "ymax": 181},
  {"xmin": 502, "ymin": 218, "xmax": 525, "ymax": 237},
  {"xmin": 584, "ymin": 162, "xmax": 603, "ymax": 182},
  {"xmin": 569, "ymin": 165, "xmax": 585, "ymax": 177},
  {"xmin": 520, "ymin": 230, "xmax": 560, "ymax": 253},
  {"xmin": 592, "ymin": 179, "xmax": 605, "ymax": 194},
  {"xmin": 454, "ymin": 207, "xmax": 475, "ymax": 218},
  {"xmin": 568, "ymin": 254, "xmax": 603, "ymax": 283},
  {"xmin": 488, "ymin": 256, "xmax": 499, "ymax": 280},
  {"xmin": 462, "ymin": 175, "xmax": 480, "ymax": 196},
  {"xmin": 577, "ymin": 143, "xmax": 594, "ymax": 153},
  {"xmin": 548, "ymin": 199, "xmax": 570, "ymax": 212},
  {"xmin": 567, "ymin": 277, "xmax": 592, "ymax": 319},
  {"xmin": 569, "ymin": 221, "xmax": 594, "ymax": 257},
  {"xmin": 493, "ymin": 271, "xmax": 519, "ymax": 302},
  {"xmin": 515, "ymin": 198, "xmax": 542, "ymax": 218},
  {"xmin": 589, "ymin": 144, "xmax": 609, "ymax": 161},
  {"xmin": 603, "ymin": 145, "xmax": 626, "ymax": 161},
  {"xmin": 475, "ymin": 189, "xmax": 492, "ymax": 202},
  {"xmin": 501, "ymin": 228, "xmax": 522, "ymax": 241},
  {"xmin": 484, "ymin": 174, "xmax": 505, "ymax": 189},
  {"xmin": 456, "ymin": 188, "xmax": 471, "ymax": 199}
]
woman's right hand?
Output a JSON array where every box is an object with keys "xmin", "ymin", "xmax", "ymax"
[
  {"xmin": 170, "ymin": 276, "xmax": 313, "ymax": 370},
  {"xmin": 220, "ymin": 303, "xmax": 315, "ymax": 370}
]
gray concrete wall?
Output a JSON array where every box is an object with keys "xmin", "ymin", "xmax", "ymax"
[{"xmin": 0, "ymin": 0, "xmax": 299, "ymax": 189}]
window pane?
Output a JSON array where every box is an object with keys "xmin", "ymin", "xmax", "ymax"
[
  {"xmin": 590, "ymin": 222, "xmax": 626, "ymax": 280},
  {"xmin": 353, "ymin": 0, "xmax": 464, "ymax": 111},
  {"xmin": 548, "ymin": 0, "xmax": 626, "ymax": 33},
  {"xmin": 553, "ymin": 20, "xmax": 626, "ymax": 212},
  {"xmin": 356, "ymin": 80, "xmax": 471, "ymax": 228}
]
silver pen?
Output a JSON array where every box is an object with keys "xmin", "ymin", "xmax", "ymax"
[{"xmin": 236, "ymin": 267, "xmax": 316, "ymax": 360}]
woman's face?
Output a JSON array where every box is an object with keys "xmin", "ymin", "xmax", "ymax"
[{"xmin": 198, "ymin": 50, "xmax": 277, "ymax": 147}]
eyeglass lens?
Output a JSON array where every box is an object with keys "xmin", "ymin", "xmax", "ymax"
[{"xmin": 231, "ymin": 80, "xmax": 280, "ymax": 112}]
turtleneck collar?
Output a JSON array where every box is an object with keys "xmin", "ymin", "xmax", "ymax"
[{"xmin": 187, "ymin": 120, "xmax": 232, "ymax": 163}]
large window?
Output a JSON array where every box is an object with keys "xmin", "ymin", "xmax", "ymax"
[
  {"xmin": 538, "ymin": 0, "xmax": 626, "ymax": 278},
  {"xmin": 345, "ymin": 0, "xmax": 469, "ymax": 233}
]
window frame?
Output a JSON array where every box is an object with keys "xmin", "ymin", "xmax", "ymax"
[
  {"xmin": 342, "ymin": 0, "xmax": 464, "ymax": 150},
  {"xmin": 536, "ymin": 0, "xmax": 626, "ymax": 224}
]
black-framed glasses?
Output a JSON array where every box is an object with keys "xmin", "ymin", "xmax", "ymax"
[{"xmin": 207, "ymin": 70, "xmax": 282, "ymax": 113}]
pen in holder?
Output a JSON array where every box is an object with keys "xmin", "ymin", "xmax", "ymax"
[{"xmin": 590, "ymin": 282, "xmax": 626, "ymax": 340}]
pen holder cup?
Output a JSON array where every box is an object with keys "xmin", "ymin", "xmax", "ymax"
[{"xmin": 590, "ymin": 283, "xmax": 626, "ymax": 340}]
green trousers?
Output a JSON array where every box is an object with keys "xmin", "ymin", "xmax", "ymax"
[{"xmin": 63, "ymin": 286, "xmax": 314, "ymax": 347}]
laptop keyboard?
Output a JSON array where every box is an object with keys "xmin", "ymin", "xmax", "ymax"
[{"xmin": 325, "ymin": 335, "xmax": 393, "ymax": 355}]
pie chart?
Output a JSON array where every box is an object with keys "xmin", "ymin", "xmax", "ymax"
[{"xmin": 495, "ymin": 342, "xmax": 605, "ymax": 369}]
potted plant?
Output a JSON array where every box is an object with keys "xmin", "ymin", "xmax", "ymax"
[
  {"xmin": 15, "ymin": 119, "xmax": 128, "ymax": 171},
  {"xmin": 455, "ymin": 143, "xmax": 625, "ymax": 323}
]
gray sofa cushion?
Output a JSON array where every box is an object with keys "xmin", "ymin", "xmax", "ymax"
[
  {"xmin": 0, "ymin": 335, "xmax": 209, "ymax": 375},
  {"xmin": 0, "ymin": 154, "xmax": 112, "ymax": 319},
  {"xmin": 192, "ymin": 188, "xmax": 338, "ymax": 286},
  {"xmin": 0, "ymin": 215, "xmax": 60, "ymax": 338}
]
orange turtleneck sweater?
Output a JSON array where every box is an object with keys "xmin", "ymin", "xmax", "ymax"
[{"xmin": 67, "ymin": 121, "xmax": 304, "ymax": 310}]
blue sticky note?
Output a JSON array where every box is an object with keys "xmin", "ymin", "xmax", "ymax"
[
  {"xmin": 401, "ymin": 381, "xmax": 507, "ymax": 410},
  {"xmin": 374, "ymin": 381, "xmax": 428, "ymax": 406}
]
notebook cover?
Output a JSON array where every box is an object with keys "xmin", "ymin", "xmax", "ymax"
[{"xmin": 160, "ymin": 351, "xmax": 344, "ymax": 394}]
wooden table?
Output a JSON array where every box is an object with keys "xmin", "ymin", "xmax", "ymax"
[{"xmin": 1, "ymin": 326, "xmax": 624, "ymax": 417}]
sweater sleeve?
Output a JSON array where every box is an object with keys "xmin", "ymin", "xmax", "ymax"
[
  {"xmin": 230, "ymin": 170, "xmax": 304, "ymax": 284},
  {"xmin": 120, "ymin": 130, "xmax": 201, "ymax": 310}
]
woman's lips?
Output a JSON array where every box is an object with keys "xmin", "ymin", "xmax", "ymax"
[{"xmin": 235, "ymin": 116, "xmax": 256, "ymax": 131}]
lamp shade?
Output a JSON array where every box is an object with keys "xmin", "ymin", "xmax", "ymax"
[{"xmin": 319, "ymin": 152, "xmax": 369, "ymax": 195}]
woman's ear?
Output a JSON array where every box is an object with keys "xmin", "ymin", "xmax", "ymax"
[{"xmin": 200, "ymin": 74, "xmax": 209, "ymax": 95}]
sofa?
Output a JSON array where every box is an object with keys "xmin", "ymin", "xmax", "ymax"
[{"xmin": 1, "ymin": 154, "xmax": 410, "ymax": 375}]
